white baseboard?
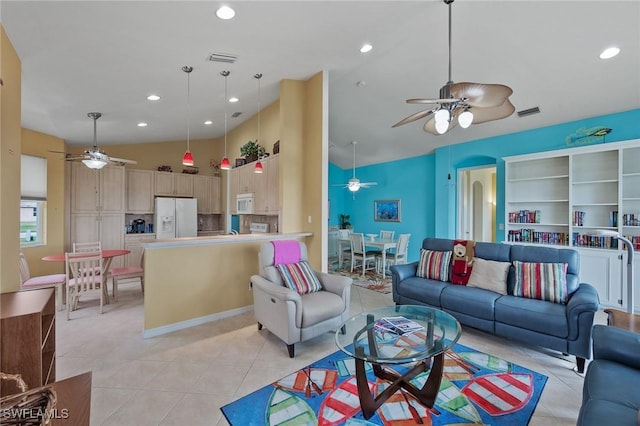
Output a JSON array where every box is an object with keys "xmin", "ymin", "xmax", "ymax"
[{"xmin": 143, "ymin": 305, "xmax": 254, "ymax": 338}]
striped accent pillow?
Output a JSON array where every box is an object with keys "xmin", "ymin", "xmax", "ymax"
[
  {"xmin": 276, "ymin": 261, "xmax": 323, "ymax": 294},
  {"xmin": 513, "ymin": 261, "xmax": 569, "ymax": 304},
  {"xmin": 416, "ymin": 249, "xmax": 452, "ymax": 282}
]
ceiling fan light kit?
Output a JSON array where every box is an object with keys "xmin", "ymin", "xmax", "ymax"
[
  {"xmin": 72, "ymin": 112, "xmax": 137, "ymax": 169},
  {"xmin": 332, "ymin": 141, "xmax": 378, "ymax": 196},
  {"xmin": 393, "ymin": 0, "xmax": 514, "ymax": 135}
]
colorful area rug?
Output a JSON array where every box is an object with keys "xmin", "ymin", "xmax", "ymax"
[
  {"xmin": 329, "ymin": 266, "xmax": 392, "ymax": 294},
  {"xmin": 221, "ymin": 342, "xmax": 547, "ymax": 425}
]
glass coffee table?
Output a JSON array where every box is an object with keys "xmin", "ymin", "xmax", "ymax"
[{"xmin": 335, "ymin": 305, "xmax": 461, "ymax": 419}]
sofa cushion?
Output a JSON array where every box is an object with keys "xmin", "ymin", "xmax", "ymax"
[
  {"xmin": 395, "ymin": 276, "xmax": 448, "ymax": 307},
  {"xmin": 495, "ymin": 295, "xmax": 568, "ymax": 338},
  {"xmin": 578, "ymin": 399, "xmax": 639, "ymax": 426},
  {"xmin": 583, "ymin": 360, "xmax": 640, "ymax": 410},
  {"xmin": 276, "ymin": 261, "xmax": 323, "ymax": 294},
  {"xmin": 467, "ymin": 257, "xmax": 510, "ymax": 295},
  {"xmin": 300, "ymin": 290, "xmax": 344, "ymax": 326},
  {"xmin": 417, "ymin": 249, "xmax": 452, "ymax": 282},
  {"xmin": 513, "ymin": 261, "xmax": 568, "ymax": 304},
  {"xmin": 441, "ymin": 285, "xmax": 500, "ymax": 320}
]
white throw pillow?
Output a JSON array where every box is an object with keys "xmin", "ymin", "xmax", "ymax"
[{"xmin": 466, "ymin": 257, "xmax": 510, "ymax": 295}]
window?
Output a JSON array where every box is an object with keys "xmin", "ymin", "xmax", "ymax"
[{"xmin": 20, "ymin": 155, "xmax": 47, "ymax": 247}]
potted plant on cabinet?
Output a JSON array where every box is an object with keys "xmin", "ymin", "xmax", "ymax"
[{"xmin": 240, "ymin": 140, "xmax": 266, "ymax": 164}]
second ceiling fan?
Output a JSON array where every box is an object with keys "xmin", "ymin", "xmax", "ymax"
[{"xmin": 393, "ymin": 0, "xmax": 515, "ymax": 135}]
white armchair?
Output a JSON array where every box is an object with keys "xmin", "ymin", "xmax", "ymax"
[{"xmin": 250, "ymin": 241, "xmax": 352, "ymax": 358}]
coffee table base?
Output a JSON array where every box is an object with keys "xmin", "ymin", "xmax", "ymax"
[{"xmin": 355, "ymin": 346, "xmax": 444, "ymax": 419}]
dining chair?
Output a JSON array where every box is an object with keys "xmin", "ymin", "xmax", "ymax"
[
  {"xmin": 380, "ymin": 230, "xmax": 395, "ymax": 240},
  {"xmin": 65, "ymin": 251, "xmax": 104, "ymax": 319},
  {"xmin": 73, "ymin": 241, "xmax": 102, "ymax": 253},
  {"xmin": 108, "ymin": 249, "xmax": 144, "ymax": 302},
  {"xmin": 19, "ymin": 250, "xmax": 66, "ymax": 311},
  {"xmin": 337, "ymin": 229, "xmax": 352, "ymax": 267},
  {"xmin": 350, "ymin": 232, "xmax": 377, "ymax": 276},
  {"xmin": 377, "ymin": 233, "xmax": 410, "ymax": 274}
]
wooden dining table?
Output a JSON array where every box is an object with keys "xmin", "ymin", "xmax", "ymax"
[
  {"xmin": 338, "ymin": 236, "xmax": 397, "ymax": 279},
  {"xmin": 42, "ymin": 249, "xmax": 130, "ymax": 304}
]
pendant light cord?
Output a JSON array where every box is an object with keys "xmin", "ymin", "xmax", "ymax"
[
  {"xmin": 352, "ymin": 141, "xmax": 356, "ymax": 178},
  {"xmin": 182, "ymin": 66, "xmax": 193, "ymax": 151},
  {"xmin": 254, "ymin": 73, "xmax": 262, "ymax": 146},
  {"xmin": 447, "ymin": 0, "xmax": 452, "ymax": 84},
  {"xmin": 221, "ymin": 70, "xmax": 230, "ymax": 157}
]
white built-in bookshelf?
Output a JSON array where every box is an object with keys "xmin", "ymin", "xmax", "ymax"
[{"xmin": 504, "ymin": 139, "xmax": 640, "ymax": 312}]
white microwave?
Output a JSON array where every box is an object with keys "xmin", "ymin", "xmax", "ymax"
[{"xmin": 237, "ymin": 193, "xmax": 254, "ymax": 214}]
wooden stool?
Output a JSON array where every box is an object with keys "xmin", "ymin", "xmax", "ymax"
[{"xmin": 604, "ymin": 308, "xmax": 640, "ymax": 333}]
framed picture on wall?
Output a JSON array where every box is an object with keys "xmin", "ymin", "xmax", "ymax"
[{"xmin": 374, "ymin": 200, "xmax": 401, "ymax": 222}]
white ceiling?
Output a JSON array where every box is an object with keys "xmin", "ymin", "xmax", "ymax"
[{"xmin": 2, "ymin": 1, "xmax": 639, "ymax": 169}]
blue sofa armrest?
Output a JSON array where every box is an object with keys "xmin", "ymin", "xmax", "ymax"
[
  {"xmin": 592, "ymin": 324, "xmax": 640, "ymax": 370},
  {"xmin": 566, "ymin": 283, "xmax": 600, "ymax": 340},
  {"xmin": 391, "ymin": 261, "xmax": 418, "ymax": 283}
]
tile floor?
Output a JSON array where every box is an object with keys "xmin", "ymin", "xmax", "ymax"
[{"xmin": 55, "ymin": 279, "xmax": 607, "ymax": 425}]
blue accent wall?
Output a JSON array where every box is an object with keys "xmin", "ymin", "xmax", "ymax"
[{"xmin": 329, "ymin": 108, "xmax": 640, "ymax": 262}]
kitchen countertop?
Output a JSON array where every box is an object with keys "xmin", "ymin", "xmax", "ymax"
[{"xmin": 144, "ymin": 232, "xmax": 312, "ymax": 250}]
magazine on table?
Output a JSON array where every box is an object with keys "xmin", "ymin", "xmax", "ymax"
[{"xmin": 374, "ymin": 316, "xmax": 424, "ymax": 336}]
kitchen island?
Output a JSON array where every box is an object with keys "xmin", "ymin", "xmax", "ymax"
[{"xmin": 142, "ymin": 232, "xmax": 312, "ymax": 337}]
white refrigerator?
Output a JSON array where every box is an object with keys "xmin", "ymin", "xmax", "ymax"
[{"xmin": 154, "ymin": 197, "xmax": 198, "ymax": 239}]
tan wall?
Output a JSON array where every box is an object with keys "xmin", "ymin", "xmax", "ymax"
[
  {"xmin": 1, "ymin": 26, "xmax": 22, "ymax": 293},
  {"xmin": 144, "ymin": 241, "xmax": 263, "ymax": 330},
  {"xmin": 21, "ymin": 129, "xmax": 67, "ymax": 276},
  {"xmin": 301, "ymin": 72, "xmax": 327, "ymax": 269},
  {"xmin": 279, "ymin": 79, "xmax": 305, "ymax": 237}
]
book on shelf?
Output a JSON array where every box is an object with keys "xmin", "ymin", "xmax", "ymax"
[{"xmin": 375, "ymin": 316, "xmax": 424, "ymax": 336}]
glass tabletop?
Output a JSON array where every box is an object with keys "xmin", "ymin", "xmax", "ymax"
[{"xmin": 335, "ymin": 305, "xmax": 461, "ymax": 365}]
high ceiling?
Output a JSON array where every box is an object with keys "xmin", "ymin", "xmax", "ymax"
[{"xmin": 2, "ymin": 1, "xmax": 639, "ymax": 169}]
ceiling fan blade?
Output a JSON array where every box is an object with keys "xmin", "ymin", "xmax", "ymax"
[
  {"xmin": 392, "ymin": 109, "xmax": 435, "ymax": 128},
  {"xmin": 423, "ymin": 115, "xmax": 459, "ymax": 135},
  {"xmin": 450, "ymin": 82, "xmax": 513, "ymax": 108},
  {"xmin": 361, "ymin": 182, "xmax": 378, "ymax": 187},
  {"xmin": 64, "ymin": 156, "xmax": 88, "ymax": 161},
  {"xmin": 108, "ymin": 156, "xmax": 137, "ymax": 165},
  {"xmin": 406, "ymin": 98, "xmax": 460, "ymax": 105},
  {"xmin": 469, "ymin": 99, "xmax": 516, "ymax": 124}
]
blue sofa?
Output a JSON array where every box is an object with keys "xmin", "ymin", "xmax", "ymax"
[
  {"xmin": 391, "ymin": 238, "xmax": 600, "ymax": 372},
  {"xmin": 578, "ymin": 325, "xmax": 640, "ymax": 425}
]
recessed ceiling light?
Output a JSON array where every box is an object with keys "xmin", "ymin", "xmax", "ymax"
[
  {"xmin": 599, "ymin": 47, "xmax": 620, "ymax": 59},
  {"xmin": 360, "ymin": 43, "xmax": 373, "ymax": 53},
  {"xmin": 229, "ymin": 97, "xmax": 239, "ymax": 103},
  {"xmin": 216, "ymin": 5, "xmax": 235, "ymax": 20},
  {"xmin": 204, "ymin": 120, "xmax": 213, "ymax": 125},
  {"xmin": 146, "ymin": 94, "xmax": 160, "ymax": 101},
  {"xmin": 137, "ymin": 122, "xmax": 148, "ymax": 127}
]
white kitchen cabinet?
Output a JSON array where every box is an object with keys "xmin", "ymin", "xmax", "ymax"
[
  {"xmin": 193, "ymin": 175, "xmax": 221, "ymax": 214},
  {"xmin": 504, "ymin": 138, "xmax": 640, "ymax": 310},
  {"xmin": 71, "ymin": 162, "xmax": 125, "ymax": 214},
  {"xmin": 70, "ymin": 162, "xmax": 126, "ymax": 267},
  {"xmin": 124, "ymin": 234, "xmax": 155, "ymax": 267},
  {"xmin": 154, "ymin": 171, "xmax": 194, "ymax": 197},
  {"xmin": 126, "ymin": 169, "xmax": 155, "ymax": 213}
]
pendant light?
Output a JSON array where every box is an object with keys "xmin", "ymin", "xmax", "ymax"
[
  {"xmin": 254, "ymin": 73, "xmax": 263, "ymax": 174},
  {"xmin": 220, "ymin": 70, "xmax": 231, "ymax": 170},
  {"xmin": 181, "ymin": 66, "xmax": 195, "ymax": 166}
]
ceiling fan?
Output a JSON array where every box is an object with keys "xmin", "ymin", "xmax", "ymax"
[
  {"xmin": 64, "ymin": 113, "xmax": 137, "ymax": 169},
  {"xmin": 392, "ymin": 0, "xmax": 515, "ymax": 135},
  {"xmin": 333, "ymin": 141, "xmax": 377, "ymax": 194}
]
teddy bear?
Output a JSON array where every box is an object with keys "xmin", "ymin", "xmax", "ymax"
[{"xmin": 451, "ymin": 239, "xmax": 475, "ymax": 285}]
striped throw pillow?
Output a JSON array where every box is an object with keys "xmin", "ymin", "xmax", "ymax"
[
  {"xmin": 513, "ymin": 261, "xmax": 568, "ymax": 304},
  {"xmin": 276, "ymin": 261, "xmax": 323, "ymax": 294},
  {"xmin": 416, "ymin": 249, "xmax": 452, "ymax": 282}
]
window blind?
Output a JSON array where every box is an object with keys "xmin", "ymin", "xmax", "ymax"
[{"xmin": 21, "ymin": 155, "xmax": 47, "ymax": 200}]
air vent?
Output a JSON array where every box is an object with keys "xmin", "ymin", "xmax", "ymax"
[
  {"xmin": 231, "ymin": 112, "xmax": 242, "ymax": 118},
  {"xmin": 207, "ymin": 52, "xmax": 237, "ymax": 63},
  {"xmin": 517, "ymin": 106, "xmax": 540, "ymax": 118}
]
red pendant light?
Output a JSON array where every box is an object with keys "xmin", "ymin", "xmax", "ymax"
[
  {"xmin": 220, "ymin": 70, "xmax": 231, "ymax": 171},
  {"xmin": 254, "ymin": 160, "xmax": 263, "ymax": 173},
  {"xmin": 181, "ymin": 66, "xmax": 195, "ymax": 166},
  {"xmin": 220, "ymin": 156, "xmax": 231, "ymax": 170}
]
